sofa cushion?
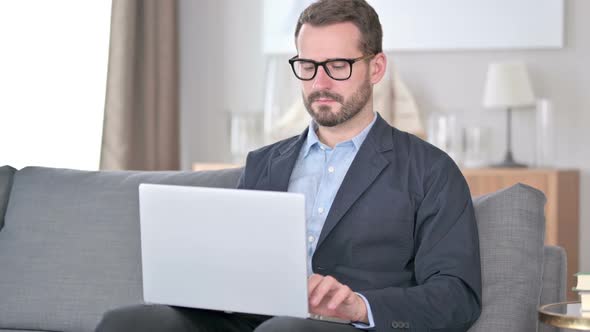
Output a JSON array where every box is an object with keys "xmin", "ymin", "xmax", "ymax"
[
  {"xmin": 468, "ymin": 183, "xmax": 546, "ymax": 332},
  {"xmin": 0, "ymin": 166, "xmax": 243, "ymax": 332},
  {"xmin": 0, "ymin": 165, "xmax": 16, "ymax": 231}
]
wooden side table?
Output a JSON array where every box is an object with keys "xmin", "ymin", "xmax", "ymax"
[
  {"xmin": 539, "ymin": 302, "xmax": 590, "ymax": 330},
  {"xmin": 462, "ymin": 168, "xmax": 580, "ymax": 300}
]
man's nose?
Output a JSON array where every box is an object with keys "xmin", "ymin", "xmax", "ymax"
[{"xmin": 312, "ymin": 65, "xmax": 333, "ymax": 90}]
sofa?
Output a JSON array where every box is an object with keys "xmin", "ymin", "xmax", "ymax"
[{"xmin": 0, "ymin": 165, "xmax": 566, "ymax": 332}]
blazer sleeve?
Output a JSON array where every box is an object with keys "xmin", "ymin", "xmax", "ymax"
[
  {"xmin": 236, "ymin": 150, "xmax": 254, "ymax": 189},
  {"xmin": 236, "ymin": 166, "xmax": 246, "ymax": 189},
  {"xmin": 361, "ymin": 156, "xmax": 482, "ymax": 331}
]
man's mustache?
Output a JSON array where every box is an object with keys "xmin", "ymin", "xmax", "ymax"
[{"xmin": 307, "ymin": 91, "xmax": 344, "ymax": 104}]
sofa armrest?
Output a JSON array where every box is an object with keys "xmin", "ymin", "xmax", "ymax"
[{"xmin": 538, "ymin": 245, "xmax": 567, "ymax": 332}]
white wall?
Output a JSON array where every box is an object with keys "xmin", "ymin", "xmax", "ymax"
[{"xmin": 179, "ymin": 0, "xmax": 589, "ymax": 271}]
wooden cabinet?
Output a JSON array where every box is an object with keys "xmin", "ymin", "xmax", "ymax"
[{"xmin": 462, "ymin": 168, "xmax": 580, "ymax": 299}]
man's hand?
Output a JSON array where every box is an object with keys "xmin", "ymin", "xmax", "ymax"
[{"xmin": 308, "ymin": 274, "xmax": 368, "ymax": 323}]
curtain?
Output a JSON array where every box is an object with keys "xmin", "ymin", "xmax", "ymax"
[{"xmin": 100, "ymin": 0, "xmax": 179, "ymax": 170}]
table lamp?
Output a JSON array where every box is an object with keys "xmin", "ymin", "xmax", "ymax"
[{"xmin": 483, "ymin": 62, "xmax": 535, "ymax": 168}]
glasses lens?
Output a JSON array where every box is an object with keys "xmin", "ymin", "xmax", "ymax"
[
  {"xmin": 293, "ymin": 60, "xmax": 316, "ymax": 80},
  {"xmin": 325, "ymin": 60, "xmax": 351, "ymax": 80}
]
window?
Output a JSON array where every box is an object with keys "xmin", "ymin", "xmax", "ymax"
[{"xmin": 0, "ymin": 1, "xmax": 111, "ymax": 170}]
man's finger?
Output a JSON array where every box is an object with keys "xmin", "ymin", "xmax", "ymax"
[
  {"xmin": 310, "ymin": 275, "xmax": 339, "ymax": 306},
  {"xmin": 327, "ymin": 285, "xmax": 352, "ymax": 310},
  {"xmin": 308, "ymin": 274, "xmax": 323, "ymax": 296}
]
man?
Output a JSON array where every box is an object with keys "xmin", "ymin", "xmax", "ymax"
[{"xmin": 96, "ymin": 0, "xmax": 481, "ymax": 331}]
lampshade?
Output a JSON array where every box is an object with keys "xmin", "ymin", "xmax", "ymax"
[{"xmin": 483, "ymin": 62, "xmax": 535, "ymax": 109}]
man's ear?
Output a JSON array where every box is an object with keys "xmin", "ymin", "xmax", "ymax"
[{"xmin": 370, "ymin": 52, "xmax": 387, "ymax": 85}]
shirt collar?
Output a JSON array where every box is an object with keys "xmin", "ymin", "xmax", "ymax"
[
  {"xmin": 301, "ymin": 121, "xmax": 321, "ymax": 158},
  {"xmin": 301, "ymin": 112, "xmax": 378, "ymax": 158}
]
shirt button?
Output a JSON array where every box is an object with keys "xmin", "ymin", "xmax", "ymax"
[
  {"xmin": 308, "ymin": 235, "xmax": 315, "ymax": 243},
  {"xmin": 328, "ymin": 166, "xmax": 335, "ymax": 173},
  {"xmin": 318, "ymin": 207, "xmax": 324, "ymax": 214}
]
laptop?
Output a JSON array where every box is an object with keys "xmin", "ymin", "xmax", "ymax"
[{"xmin": 138, "ymin": 184, "xmax": 350, "ymax": 324}]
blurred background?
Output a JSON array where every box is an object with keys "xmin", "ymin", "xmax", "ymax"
[{"xmin": 0, "ymin": 0, "xmax": 588, "ymax": 289}]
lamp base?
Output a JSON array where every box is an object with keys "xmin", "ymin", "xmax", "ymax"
[
  {"xmin": 491, "ymin": 150, "xmax": 528, "ymax": 168},
  {"xmin": 490, "ymin": 160, "xmax": 528, "ymax": 168}
]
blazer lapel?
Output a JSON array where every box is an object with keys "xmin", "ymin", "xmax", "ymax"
[
  {"xmin": 264, "ymin": 128, "xmax": 308, "ymax": 192},
  {"xmin": 316, "ymin": 115, "xmax": 393, "ymax": 249}
]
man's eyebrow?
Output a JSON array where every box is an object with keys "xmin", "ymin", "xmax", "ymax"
[{"xmin": 294, "ymin": 57, "xmax": 351, "ymax": 62}]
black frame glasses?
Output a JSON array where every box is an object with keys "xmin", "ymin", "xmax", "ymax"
[{"xmin": 288, "ymin": 54, "xmax": 375, "ymax": 81}]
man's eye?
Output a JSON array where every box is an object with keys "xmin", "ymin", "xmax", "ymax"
[{"xmin": 328, "ymin": 62, "xmax": 348, "ymax": 70}]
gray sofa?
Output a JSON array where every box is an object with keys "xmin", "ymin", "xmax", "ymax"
[{"xmin": 0, "ymin": 166, "xmax": 566, "ymax": 332}]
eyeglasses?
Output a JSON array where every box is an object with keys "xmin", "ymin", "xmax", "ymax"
[{"xmin": 288, "ymin": 54, "xmax": 375, "ymax": 81}]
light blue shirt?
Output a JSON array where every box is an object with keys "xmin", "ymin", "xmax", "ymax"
[{"xmin": 287, "ymin": 113, "xmax": 377, "ymax": 328}]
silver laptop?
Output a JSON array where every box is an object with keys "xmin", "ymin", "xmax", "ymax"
[{"xmin": 138, "ymin": 184, "xmax": 350, "ymax": 324}]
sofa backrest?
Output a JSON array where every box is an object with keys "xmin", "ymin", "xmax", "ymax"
[{"xmin": 0, "ymin": 166, "xmax": 243, "ymax": 332}]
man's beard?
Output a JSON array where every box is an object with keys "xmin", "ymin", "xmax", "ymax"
[{"xmin": 303, "ymin": 77, "xmax": 372, "ymax": 127}]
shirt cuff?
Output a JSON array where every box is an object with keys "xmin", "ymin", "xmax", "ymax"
[{"xmin": 351, "ymin": 292, "xmax": 375, "ymax": 329}]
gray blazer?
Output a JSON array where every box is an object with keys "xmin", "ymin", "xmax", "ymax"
[{"xmin": 237, "ymin": 114, "xmax": 482, "ymax": 331}]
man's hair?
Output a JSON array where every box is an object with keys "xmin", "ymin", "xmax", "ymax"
[{"xmin": 294, "ymin": 0, "xmax": 383, "ymax": 55}]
